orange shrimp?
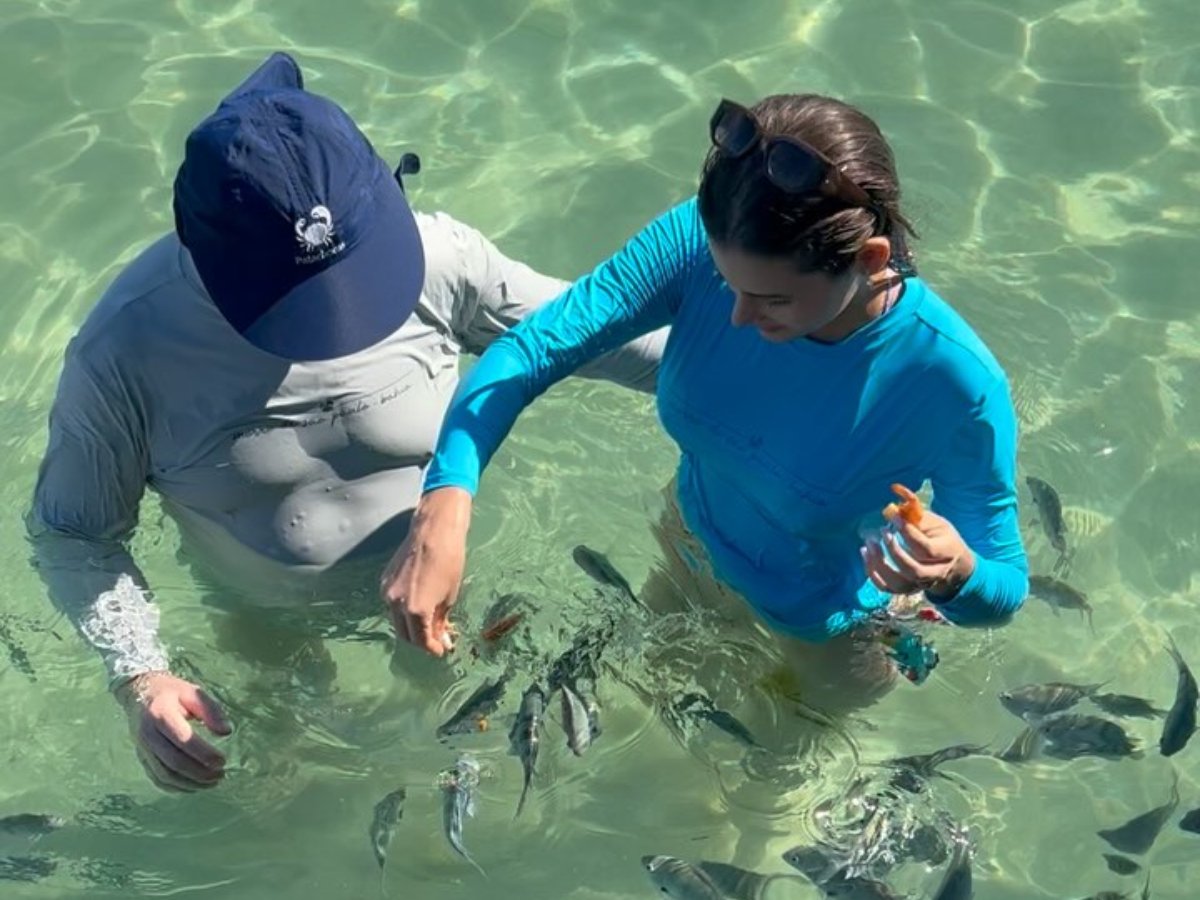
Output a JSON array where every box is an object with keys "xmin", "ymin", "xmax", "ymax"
[{"xmin": 882, "ymin": 483, "xmax": 924, "ymax": 525}]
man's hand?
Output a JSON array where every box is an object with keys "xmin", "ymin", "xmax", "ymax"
[
  {"xmin": 116, "ymin": 671, "xmax": 231, "ymax": 793},
  {"xmin": 380, "ymin": 488, "xmax": 472, "ymax": 657}
]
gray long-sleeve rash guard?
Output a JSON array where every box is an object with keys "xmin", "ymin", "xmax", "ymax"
[{"xmin": 26, "ymin": 211, "xmax": 665, "ymax": 687}]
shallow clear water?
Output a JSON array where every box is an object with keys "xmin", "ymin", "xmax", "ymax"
[{"xmin": 1, "ymin": 0, "xmax": 1199, "ymax": 896}]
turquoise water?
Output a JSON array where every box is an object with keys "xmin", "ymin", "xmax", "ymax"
[{"xmin": 2, "ymin": 0, "xmax": 1199, "ymax": 896}]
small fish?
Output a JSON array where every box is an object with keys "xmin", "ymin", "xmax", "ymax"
[
  {"xmin": 1083, "ymin": 873, "xmax": 1152, "ymax": 899},
  {"xmin": 439, "ymin": 755, "xmax": 485, "ymax": 876},
  {"xmin": 0, "ymin": 855, "xmax": 58, "ymax": 882},
  {"xmin": 1026, "ymin": 475, "xmax": 1072, "ymax": 575},
  {"xmin": 560, "ymin": 680, "xmax": 593, "ymax": 756},
  {"xmin": 884, "ymin": 743, "xmax": 986, "ymax": 792},
  {"xmin": 546, "ymin": 623, "xmax": 612, "ymax": 692},
  {"xmin": 582, "ymin": 688, "xmax": 602, "ymax": 744},
  {"xmin": 1181, "ymin": 808, "xmax": 1200, "ymax": 834},
  {"xmin": 1000, "ymin": 682, "xmax": 1102, "ymax": 720},
  {"xmin": 675, "ymin": 692, "xmax": 760, "ymax": 748},
  {"xmin": 368, "ymin": 787, "xmax": 406, "ymax": 869},
  {"xmin": 641, "ymin": 855, "xmax": 723, "ymax": 899},
  {"xmin": 902, "ymin": 823, "xmax": 949, "ymax": 866},
  {"xmin": 0, "ymin": 814, "xmax": 66, "ymax": 837},
  {"xmin": 572, "ymin": 545, "xmax": 642, "ymax": 606},
  {"xmin": 822, "ymin": 871, "xmax": 904, "ymax": 899},
  {"xmin": 1038, "ymin": 714, "xmax": 1140, "ymax": 760},
  {"xmin": 1160, "ymin": 635, "xmax": 1197, "ymax": 757},
  {"xmin": 1097, "ymin": 771, "xmax": 1179, "ymax": 855},
  {"xmin": 996, "ymin": 725, "xmax": 1043, "ymax": 763},
  {"xmin": 1103, "ymin": 854, "xmax": 1141, "ymax": 875},
  {"xmin": 436, "ymin": 676, "xmax": 509, "ymax": 739},
  {"xmin": 694, "ymin": 860, "xmax": 803, "ymax": 900},
  {"xmin": 931, "ymin": 826, "xmax": 972, "ymax": 900},
  {"xmin": 1091, "ymin": 693, "xmax": 1166, "ymax": 720},
  {"xmin": 781, "ymin": 844, "xmax": 842, "ymax": 885},
  {"xmin": 1028, "ymin": 575, "xmax": 1094, "ymax": 633},
  {"xmin": 508, "ymin": 683, "xmax": 545, "ymax": 817},
  {"xmin": 0, "ymin": 617, "xmax": 36, "ymax": 680}
]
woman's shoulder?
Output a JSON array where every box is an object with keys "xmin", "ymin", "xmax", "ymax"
[{"xmin": 909, "ymin": 280, "xmax": 1009, "ymax": 386}]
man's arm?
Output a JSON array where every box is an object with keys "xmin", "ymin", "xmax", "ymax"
[
  {"xmin": 25, "ymin": 346, "xmax": 169, "ymax": 689},
  {"xmin": 436, "ymin": 212, "xmax": 668, "ymax": 393}
]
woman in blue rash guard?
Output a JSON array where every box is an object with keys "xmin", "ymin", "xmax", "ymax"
[{"xmin": 382, "ymin": 93, "xmax": 1029, "ymax": 705}]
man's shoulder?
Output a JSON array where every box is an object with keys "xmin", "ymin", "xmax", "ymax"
[{"xmin": 70, "ymin": 233, "xmax": 198, "ymax": 361}]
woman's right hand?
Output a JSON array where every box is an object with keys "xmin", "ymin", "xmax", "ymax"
[
  {"xmin": 380, "ymin": 487, "xmax": 473, "ymax": 657},
  {"xmin": 115, "ymin": 671, "xmax": 231, "ymax": 792}
]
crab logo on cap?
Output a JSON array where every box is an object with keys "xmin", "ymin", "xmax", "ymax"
[{"xmin": 294, "ymin": 204, "xmax": 344, "ymax": 263}]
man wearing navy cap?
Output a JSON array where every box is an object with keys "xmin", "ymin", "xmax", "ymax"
[{"xmin": 26, "ymin": 52, "xmax": 664, "ymax": 792}]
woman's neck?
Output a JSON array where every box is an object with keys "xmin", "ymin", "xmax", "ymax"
[{"xmin": 810, "ymin": 268, "xmax": 904, "ymax": 342}]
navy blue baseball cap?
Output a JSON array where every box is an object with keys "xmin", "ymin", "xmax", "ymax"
[{"xmin": 173, "ymin": 52, "xmax": 425, "ymax": 361}]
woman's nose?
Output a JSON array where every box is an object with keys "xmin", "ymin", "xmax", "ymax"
[{"xmin": 730, "ymin": 293, "xmax": 758, "ymax": 327}]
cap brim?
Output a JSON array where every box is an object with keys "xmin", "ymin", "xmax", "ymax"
[{"xmin": 241, "ymin": 175, "xmax": 425, "ymax": 361}]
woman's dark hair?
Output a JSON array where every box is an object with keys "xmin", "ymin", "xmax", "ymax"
[{"xmin": 697, "ymin": 94, "xmax": 918, "ymax": 276}]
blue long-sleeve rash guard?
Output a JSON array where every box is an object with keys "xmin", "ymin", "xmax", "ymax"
[{"xmin": 424, "ymin": 198, "xmax": 1028, "ymax": 640}]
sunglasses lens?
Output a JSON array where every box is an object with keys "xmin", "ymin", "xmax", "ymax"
[
  {"xmin": 712, "ymin": 105, "xmax": 758, "ymax": 157},
  {"xmin": 766, "ymin": 141, "xmax": 825, "ymax": 193}
]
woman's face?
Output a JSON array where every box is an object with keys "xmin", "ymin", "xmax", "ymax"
[{"xmin": 709, "ymin": 240, "xmax": 863, "ymax": 343}]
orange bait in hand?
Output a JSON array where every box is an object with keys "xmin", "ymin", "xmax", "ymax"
[{"xmin": 882, "ymin": 483, "xmax": 924, "ymax": 525}]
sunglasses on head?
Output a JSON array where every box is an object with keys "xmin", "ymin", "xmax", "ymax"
[{"xmin": 709, "ymin": 98, "xmax": 875, "ymax": 211}]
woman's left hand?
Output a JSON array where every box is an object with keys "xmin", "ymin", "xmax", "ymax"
[{"xmin": 862, "ymin": 509, "xmax": 976, "ymax": 598}]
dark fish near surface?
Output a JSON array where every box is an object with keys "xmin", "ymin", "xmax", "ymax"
[
  {"xmin": 1160, "ymin": 635, "xmax": 1197, "ymax": 757},
  {"xmin": 1102, "ymin": 854, "xmax": 1141, "ymax": 875},
  {"xmin": 572, "ymin": 545, "xmax": 640, "ymax": 605},
  {"xmin": 884, "ymin": 743, "xmax": 986, "ymax": 792},
  {"xmin": 1097, "ymin": 771, "xmax": 1179, "ymax": 855},
  {"xmin": 822, "ymin": 871, "xmax": 904, "ymax": 899},
  {"xmin": 1038, "ymin": 714, "xmax": 1140, "ymax": 760},
  {"xmin": 560, "ymin": 680, "xmax": 593, "ymax": 756},
  {"xmin": 436, "ymin": 676, "xmax": 509, "ymax": 739},
  {"xmin": 902, "ymin": 823, "xmax": 950, "ymax": 866},
  {"xmin": 781, "ymin": 844, "xmax": 842, "ymax": 885},
  {"xmin": 675, "ymin": 692, "xmax": 760, "ymax": 748},
  {"xmin": 1092, "ymin": 693, "xmax": 1167, "ymax": 720},
  {"xmin": 439, "ymin": 755, "xmax": 485, "ymax": 876},
  {"xmin": 1180, "ymin": 807, "xmax": 1200, "ymax": 834},
  {"xmin": 1028, "ymin": 575, "xmax": 1094, "ymax": 633},
  {"xmin": 694, "ymin": 860, "xmax": 804, "ymax": 900},
  {"xmin": 1000, "ymin": 682, "xmax": 1101, "ymax": 720},
  {"xmin": 0, "ymin": 855, "xmax": 58, "ymax": 882},
  {"xmin": 546, "ymin": 623, "xmax": 612, "ymax": 692},
  {"xmin": 1026, "ymin": 475, "xmax": 1072, "ymax": 575},
  {"xmin": 0, "ymin": 615, "xmax": 37, "ymax": 680},
  {"xmin": 641, "ymin": 855, "xmax": 723, "ymax": 899},
  {"xmin": 1083, "ymin": 873, "xmax": 1152, "ymax": 899},
  {"xmin": 931, "ymin": 827, "xmax": 973, "ymax": 900},
  {"xmin": 507, "ymin": 682, "xmax": 545, "ymax": 817},
  {"xmin": 368, "ymin": 787, "xmax": 406, "ymax": 869},
  {"xmin": 0, "ymin": 814, "xmax": 66, "ymax": 837}
]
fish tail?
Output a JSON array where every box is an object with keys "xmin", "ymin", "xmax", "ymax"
[
  {"xmin": 514, "ymin": 774, "xmax": 531, "ymax": 819},
  {"xmin": 462, "ymin": 849, "xmax": 487, "ymax": 878},
  {"xmin": 1165, "ymin": 633, "xmax": 1185, "ymax": 669}
]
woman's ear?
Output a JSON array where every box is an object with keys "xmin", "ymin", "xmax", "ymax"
[{"xmin": 855, "ymin": 236, "xmax": 892, "ymax": 277}]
